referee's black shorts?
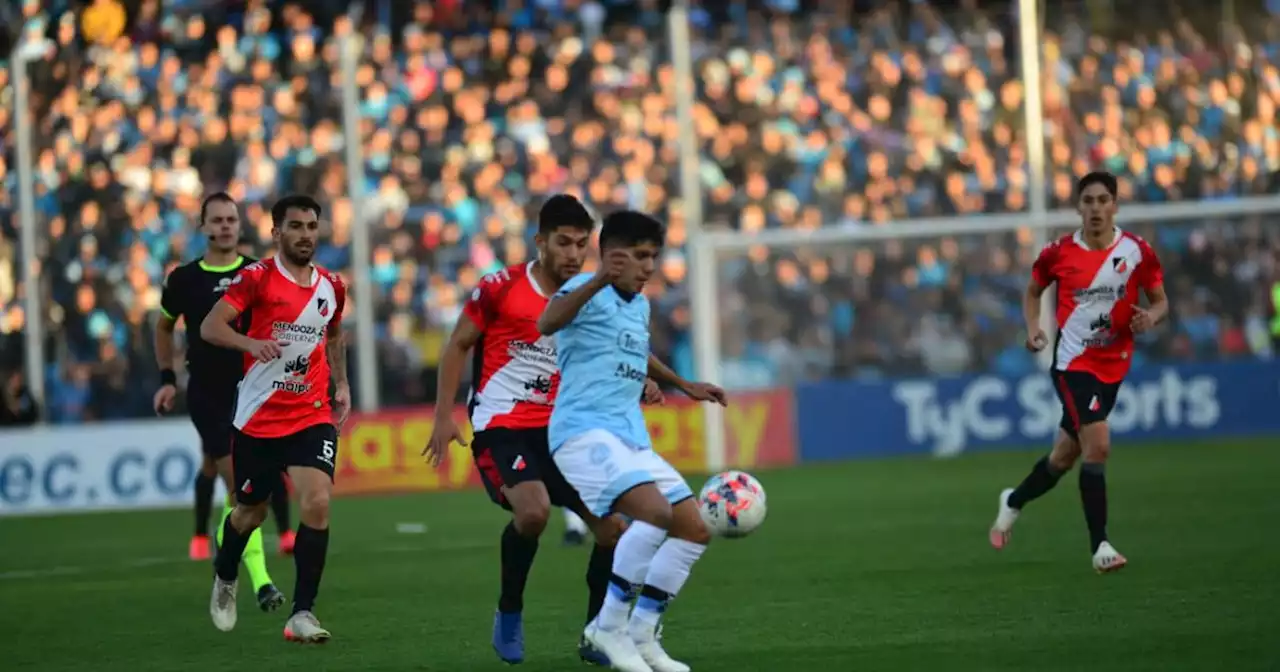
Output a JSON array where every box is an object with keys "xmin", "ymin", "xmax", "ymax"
[{"xmin": 187, "ymin": 379, "xmax": 236, "ymax": 460}]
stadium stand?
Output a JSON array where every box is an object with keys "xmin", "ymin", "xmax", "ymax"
[{"xmin": 0, "ymin": 0, "xmax": 1278, "ymax": 423}]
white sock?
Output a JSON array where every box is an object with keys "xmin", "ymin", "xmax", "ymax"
[
  {"xmin": 629, "ymin": 538, "xmax": 707, "ymax": 638},
  {"xmin": 564, "ymin": 509, "xmax": 589, "ymax": 534},
  {"xmin": 597, "ymin": 520, "xmax": 667, "ymax": 631}
]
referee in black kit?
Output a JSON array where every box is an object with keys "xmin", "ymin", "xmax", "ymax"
[{"xmin": 154, "ymin": 192, "xmax": 291, "ymax": 609}]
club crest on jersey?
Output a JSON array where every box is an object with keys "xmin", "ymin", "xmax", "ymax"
[
  {"xmin": 317, "ymin": 297, "xmax": 330, "ymax": 317},
  {"xmin": 1112, "ymin": 256, "xmax": 1128, "ymax": 273}
]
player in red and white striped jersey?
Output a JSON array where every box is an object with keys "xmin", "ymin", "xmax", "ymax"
[
  {"xmin": 200, "ymin": 194, "xmax": 350, "ymax": 642},
  {"xmin": 423, "ymin": 195, "xmax": 659, "ymax": 666},
  {"xmin": 990, "ymin": 172, "xmax": 1168, "ymax": 573}
]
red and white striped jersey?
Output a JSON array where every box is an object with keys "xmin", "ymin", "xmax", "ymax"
[
  {"xmin": 1033, "ymin": 228, "xmax": 1164, "ymax": 384},
  {"xmin": 463, "ymin": 262, "xmax": 559, "ymax": 432},
  {"xmin": 222, "ymin": 257, "xmax": 346, "ymax": 438}
]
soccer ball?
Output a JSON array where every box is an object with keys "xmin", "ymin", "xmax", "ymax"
[{"xmin": 697, "ymin": 471, "xmax": 767, "ymax": 538}]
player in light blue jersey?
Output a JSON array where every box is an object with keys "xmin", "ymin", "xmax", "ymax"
[{"xmin": 538, "ymin": 210, "xmax": 726, "ymax": 672}]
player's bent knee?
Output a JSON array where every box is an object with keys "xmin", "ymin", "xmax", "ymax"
[
  {"xmin": 298, "ymin": 488, "xmax": 331, "ymax": 529},
  {"xmin": 1049, "ymin": 432, "xmax": 1081, "ymax": 471},
  {"xmin": 512, "ymin": 501, "xmax": 550, "ymax": 537},
  {"xmin": 200, "ymin": 455, "xmax": 218, "ymax": 477},
  {"xmin": 1079, "ymin": 423, "xmax": 1111, "ymax": 462},
  {"xmin": 232, "ymin": 502, "xmax": 269, "ymax": 532},
  {"xmin": 614, "ymin": 485, "xmax": 673, "ymax": 530},
  {"xmin": 669, "ymin": 498, "xmax": 711, "ymax": 545}
]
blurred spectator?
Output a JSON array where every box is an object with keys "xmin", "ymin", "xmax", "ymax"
[
  {"xmin": 0, "ymin": 370, "xmax": 39, "ymax": 426},
  {"xmin": 1, "ymin": 0, "xmax": 1279, "ymax": 423}
]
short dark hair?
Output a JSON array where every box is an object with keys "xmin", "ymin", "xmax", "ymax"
[
  {"xmin": 199, "ymin": 192, "xmax": 236, "ymax": 224},
  {"xmin": 1076, "ymin": 171, "xmax": 1118, "ymax": 200},
  {"xmin": 270, "ymin": 194, "xmax": 322, "ymax": 229},
  {"xmin": 599, "ymin": 210, "xmax": 665, "ymax": 250},
  {"xmin": 538, "ymin": 194, "xmax": 594, "ymax": 235}
]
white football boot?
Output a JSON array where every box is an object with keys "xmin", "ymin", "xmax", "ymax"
[
  {"xmin": 584, "ymin": 620, "xmax": 652, "ymax": 672},
  {"xmin": 633, "ymin": 631, "xmax": 690, "ymax": 672},
  {"xmin": 988, "ymin": 487, "xmax": 1019, "ymax": 550},
  {"xmin": 284, "ymin": 610, "xmax": 331, "ymax": 643},
  {"xmin": 1092, "ymin": 541, "xmax": 1128, "ymax": 574},
  {"xmin": 210, "ymin": 576, "xmax": 238, "ymax": 632}
]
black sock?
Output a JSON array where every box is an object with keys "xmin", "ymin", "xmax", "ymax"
[
  {"xmin": 498, "ymin": 521, "xmax": 539, "ymax": 614},
  {"xmin": 1079, "ymin": 462, "xmax": 1108, "ymax": 553},
  {"xmin": 214, "ymin": 516, "xmax": 250, "ymax": 581},
  {"xmin": 584, "ymin": 543, "xmax": 614, "ymax": 625},
  {"xmin": 270, "ymin": 476, "xmax": 291, "ymax": 535},
  {"xmin": 194, "ymin": 472, "xmax": 215, "ymax": 536},
  {"xmin": 292, "ymin": 524, "xmax": 330, "ymax": 614},
  {"xmin": 1007, "ymin": 455, "xmax": 1065, "ymax": 509}
]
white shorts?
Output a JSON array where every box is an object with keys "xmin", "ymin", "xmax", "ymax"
[{"xmin": 553, "ymin": 429, "xmax": 694, "ymax": 518}]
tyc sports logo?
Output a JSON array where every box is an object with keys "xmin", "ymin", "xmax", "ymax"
[
  {"xmin": 892, "ymin": 370, "xmax": 1221, "ymax": 456},
  {"xmin": 273, "ymin": 355, "xmax": 312, "ymax": 394}
]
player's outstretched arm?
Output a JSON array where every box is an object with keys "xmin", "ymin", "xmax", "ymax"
[
  {"xmin": 537, "ymin": 274, "xmax": 610, "ymax": 336},
  {"xmin": 422, "ymin": 314, "xmax": 480, "ymax": 466},
  {"xmin": 435, "ymin": 315, "xmax": 481, "ymax": 412},
  {"xmin": 646, "ymin": 354, "xmax": 727, "ymax": 406},
  {"xmin": 537, "ymin": 248, "xmax": 628, "ymax": 335}
]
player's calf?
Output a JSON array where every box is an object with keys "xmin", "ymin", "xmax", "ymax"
[
  {"xmin": 628, "ymin": 499, "xmax": 706, "ymax": 672},
  {"xmin": 582, "ymin": 484, "xmax": 671, "ymax": 670},
  {"xmin": 491, "ymin": 482, "xmax": 551, "ymax": 664},
  {"xmin": 289, "ymin": 466, "xmax": 333, "ymax": 620},
  {"xmin": 991, "ymin": 430, "xmax": 1077, "ymax": 549},
  {"xmin": 1078, "ymin": 423, "xmax": 1112, "ymax": 558}
]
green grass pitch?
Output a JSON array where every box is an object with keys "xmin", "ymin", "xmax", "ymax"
[{"xmin": 1, "ymin": 439, "xmax": 1277, "ymax": 671}]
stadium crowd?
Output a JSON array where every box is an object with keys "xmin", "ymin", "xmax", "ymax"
[{"xmin": 0, "ymin": 0, "xmax": 1279, "ymax": 424}]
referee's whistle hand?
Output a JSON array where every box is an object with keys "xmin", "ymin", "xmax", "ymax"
[{"xmin": 153, "ymin": 385, "xmax": 176, "ymax": 415}]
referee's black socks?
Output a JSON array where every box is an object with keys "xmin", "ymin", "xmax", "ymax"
[
  {"xmin": 1079, "ymin": 462, "xmax": 1108, "ymax": 553},
  {"xmin": 194, "ymin": 472, "xmax": 215, "ymax": 536},
  {"xmin": 292, "ymin": 524, "xmax": 329, "ymax": 615},
  {"xmin": 214, "ymin": 516, "xmax": 250, "ymax": 582},
  {"xmin": 498, "ymin": 521, "xmax": 539, "ymax": 613}
]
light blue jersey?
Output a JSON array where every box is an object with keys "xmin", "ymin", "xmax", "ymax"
[{"xmin": 548, "ymin": 272, "xmax": 651, "ymax": 452}]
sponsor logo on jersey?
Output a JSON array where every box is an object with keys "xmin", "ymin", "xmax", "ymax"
[
  {"xmin": 617, "ymin": 330, "xmax": 648, "ymax": 356},
  {"xmin": 215, "ymin": 278, "xmax": 232, "ymax": 293},
  {"xmin": 1074, "ymin": 285, "xmax": 1124, "ymax": 301},
  {"xmin": 272, "ymin": 321, "xmax": 324, "ymax": 345},
  {"xmin": 273, "ymin": 354, "xmax": 313, "ymax": 394},
  {"xmin": 508, "ymin": 339, "xmax": 557, "ymax": 365},
  {"xmin": 615, "ymin": 362, "xmax": 647, "ymax": 382},
  {"xmin": 523, "ymin": 375, "xmax": 552, "ymax": 395}
]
